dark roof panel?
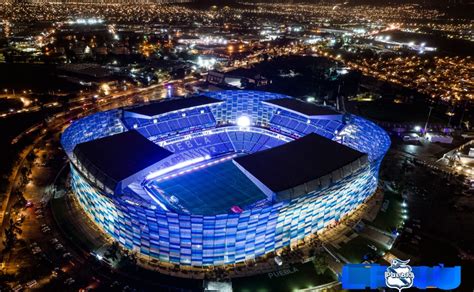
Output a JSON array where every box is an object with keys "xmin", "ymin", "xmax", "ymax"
[
  {"xmin": 264, "ymin": 98, "xmax": 340, "ymax": 116},
  {"xmin": 234, "ymin": 133, "xmax": 364, "ymax": 192},
  {"xmin": 73, "ymin": 130, "xmax": 172, "ymax": 184},
  {"xmin": 125, "ymin": 96, "xmax": 222, "ymax": 117}
]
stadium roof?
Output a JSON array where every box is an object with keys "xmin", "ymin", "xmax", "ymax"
[
  {"xmin": 233, "ymin": 133, "xmax": 365, "ymax": 193},
  {"xmin": 73, "ymin": 130, "xmax": 173, "ymax": 192},
  {"xmin": 125, "ymin": 96, "xmax": 222, "ymax": 117},
  {"xmin": 263, "ymin": 98, "xmax": 340, "ymax": 117}
]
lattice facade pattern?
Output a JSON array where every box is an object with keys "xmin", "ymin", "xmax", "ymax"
[{"xmin": 63, "ymin": 91, "xmax": 390, "ymax": 266}]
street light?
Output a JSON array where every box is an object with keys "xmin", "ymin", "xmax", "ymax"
[
  {"xmin": 423, "ymin": 106, "xmax": 433, "ymax": 133},
  {"xmin": 446, "ymin": 111, "xmax": 455, "ymax": 127}
]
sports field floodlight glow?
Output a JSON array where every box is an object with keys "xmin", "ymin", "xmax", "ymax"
[
  {"xmin": 145, "ymin": 155, "xmax": 211, "ymax": 181},
  {"xmin": 237, "ymin": 115, "xmax": 251, "ymax": 127}
]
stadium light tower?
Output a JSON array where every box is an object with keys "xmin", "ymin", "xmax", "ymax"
[{"xmin": 237, "ymin": 115, "xmax": 251, "ymax": 127}]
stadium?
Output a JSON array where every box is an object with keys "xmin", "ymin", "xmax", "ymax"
[{"xmin": 61, "ymin": 90, "xmax": 390, "ymax": 267}]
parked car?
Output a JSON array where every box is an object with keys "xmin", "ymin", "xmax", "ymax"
[
  {"xmin": 32, "ymin": 246, "xmax": 42, "ymax": 255},
  {"xmin": 26, "ymin": 280, "xmax": 37, "ymax": 288},
  {"xmin": 64, "ymin": 277, "xmax": 75, "ymax": 285}
]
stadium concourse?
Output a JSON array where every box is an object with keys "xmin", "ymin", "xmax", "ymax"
[{"xmin": 60, "ymin": 90, "xmax": 390, "ymax": 268}]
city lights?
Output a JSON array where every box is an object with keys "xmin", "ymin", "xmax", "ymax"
[{"xmin": 0, "ymin": 1, "xmax": 471, "ymax": 290}]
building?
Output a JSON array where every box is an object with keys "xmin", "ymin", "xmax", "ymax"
[
  {"xmin": 207, "ymin": 69, "xmax": 271, "ymax": 89},
  {"xmin": 61, "ymin": 90, "xmax": 390, "ymax": 267},
  {"xmin": 25, "ymin": 0, "xmax": 192, "ymax": 4}
]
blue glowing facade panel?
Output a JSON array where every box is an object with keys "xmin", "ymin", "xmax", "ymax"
[
  {"xmin": 63, "ymin": 90, "xmax": 390, "ymax": 267},
  {"xmin": 61, "ymin": 109, "xmax": 125, "ymax": 155},
  {"xmin": 204, "ymin": 90, "xmax": 288, "ymax": 126},
  {"xmin": 71, "ymin": 164, "xmax": 376, "ymax": 266}
]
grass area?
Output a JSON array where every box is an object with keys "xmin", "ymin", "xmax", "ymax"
[
  {"xmin": 337, "ymin": 236, "xmax": 386, "ymax": 264},
  {"xmin": 370, "ymin": 191, "xmax": 404, "ymax": 233},
  {"xmin": 154, "ymin": 161, "xmax": 265, "ymax": 215},
  {"xmin": 232, "ymin": 262, "xmax": 335, "ymax": 292}
]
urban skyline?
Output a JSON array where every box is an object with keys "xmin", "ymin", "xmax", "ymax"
[{"xmin": 0, "ymin": 0, "xmax": 472, "ymax": 291}]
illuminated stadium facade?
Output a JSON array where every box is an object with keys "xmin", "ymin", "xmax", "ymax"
[{"xmin": 61, "ymin": 90, "xmax": 390, "ymax": 266}]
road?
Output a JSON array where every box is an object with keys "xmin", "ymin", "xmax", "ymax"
[
  {"xmin": 0, "ymin": 81, "xmax": 183, "ymax": 255},
  {"xmin": 0, "ymin": 80, "xmax": 197, "ymax": 290},
  {"xmin": 382, "ymin": 149, "xmax": 474, "ymax": 290}
]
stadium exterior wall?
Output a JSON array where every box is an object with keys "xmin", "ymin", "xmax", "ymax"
[
  {"xmin": 62, "ymin": 90, "xmax": 390, "ymax": 266},
  {"xmin": 70, "ymin": 162, "xmax": 376, "ymax": 266}
]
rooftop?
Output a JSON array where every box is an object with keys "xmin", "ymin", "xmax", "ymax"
[
  {"xmin": 264, "ymin": 98, "xmax": 340, "ymax": 117},
  {"xmin": 73, "ymin": 130, "xmax": 173, "ymax": 189},
  {"xmin": 233, "ymin": 133, "xmax": 365, "ymax": 193},
  {"xmin": 124, "ymin": 95, "xmax": 222, "ymax": 117}
]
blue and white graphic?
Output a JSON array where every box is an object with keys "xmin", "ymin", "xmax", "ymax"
[
  {"xmin": 341, "ymin": 263, "xmax": 461, "ymax": 290},
  {"xmin": 385, "ymin": 259, "xmax": 415, "ymax": 291}
]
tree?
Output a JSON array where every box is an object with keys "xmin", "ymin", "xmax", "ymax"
[
  {"xmin": 124, "ymin": 251, "xmax": 137, "ymax": 266},
  {"xmin": 105, "ymin": 241, "xmax": 120, "ymax": 261},
  {"xmin": 16, "ymin": 191, "xmax": 27, "ymax": 207},
  {"xmin": 120, "ymin": 248, "xmax": 138, "ymax": 269},
  {"xmin": 313, "ymin": 254, "xmax": 328, "ymax": 275},
  {"xmin": 20, "ymin": 167, "xmax": 29, "ymax": 183},
  {"xmin": 8, "ymin": 218, "xmax": 22, "ymax": 235},
  {"xmin": 2, "ymin": 219, "xmax": 22, "ymax": 251},
  {"xmin": 26, "ymin": 152, "xmax": 36, "ymax": 164}
]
